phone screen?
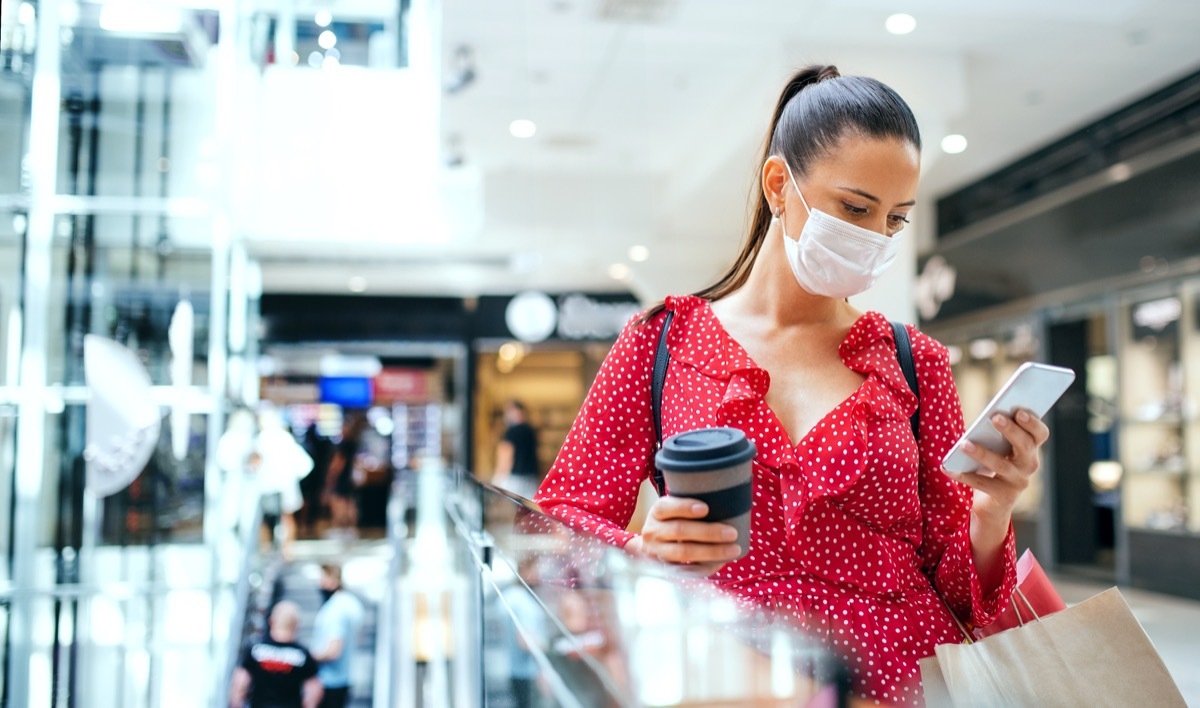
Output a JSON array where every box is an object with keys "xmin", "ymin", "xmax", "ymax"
[{"xmin": 942, "ymin": 362, "xmax": 1075, "ymax": 474}]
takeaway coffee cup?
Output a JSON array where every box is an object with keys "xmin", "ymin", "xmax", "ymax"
[{"xmin": 654, "ymin": 427, "xmax": 756, "ymax": 559}]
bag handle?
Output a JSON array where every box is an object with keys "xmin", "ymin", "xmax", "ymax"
[
  {"xmin": 1010, "ymin": 588, "xmax": 1040, "ymax": 627},
  {"xmin": 649, "ymin": 310, "xmax": 674, "ymax": 496},
  {"xmin": 890, "ymin": 320, "xmax": 920, "ymax": 440}
]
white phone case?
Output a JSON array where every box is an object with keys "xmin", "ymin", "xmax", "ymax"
[{"xmin": 942, "ymin": 362, "xmax": 1076, "ymax": 474}]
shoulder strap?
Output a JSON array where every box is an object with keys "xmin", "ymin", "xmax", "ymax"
[
  {"xmin": 650, "ymin": 310, "xmax": 674, "ymax": 495},
  {"xmin": 891, "ymin": 320, "xmax": 920, "ymax": 441}
]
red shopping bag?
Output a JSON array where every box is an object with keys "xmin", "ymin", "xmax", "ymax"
[{"xmin": 973, "ymin": 548, "xmax": 1066, "ymax": 640}]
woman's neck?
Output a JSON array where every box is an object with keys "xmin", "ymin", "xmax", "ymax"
[{"xmin": 716, "ymin": 223, "xmax": 852, "ymax": 328}]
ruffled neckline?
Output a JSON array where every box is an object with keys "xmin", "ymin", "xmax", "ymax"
[
  {"xmin": 661, "ymin": 295, "xmax": 921, "ymax": 529},
  {"xmin": 662, "ymin": 294, "xmax": 918, "ymax": 414}
]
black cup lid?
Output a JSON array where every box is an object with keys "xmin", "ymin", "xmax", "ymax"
[{"xmin": 655, "ymin": 427, "xmax": 756, "ymax": 473}]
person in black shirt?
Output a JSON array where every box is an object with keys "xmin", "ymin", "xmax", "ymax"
[
  {"xmin": 230, "ymin": 601, "xmax": 322, "ymax": 708},
  {"xmin": 324, "ymin": 413, "xmax": 366, "ymax": 539},
  {"xmin": 492, "ymin": 400, "xmax": 541, "ymax": 499}
]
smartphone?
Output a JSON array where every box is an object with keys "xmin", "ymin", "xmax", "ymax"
[{"xmin": 942, "ymin": 362, "xmax": 1076, "ymax": 474}]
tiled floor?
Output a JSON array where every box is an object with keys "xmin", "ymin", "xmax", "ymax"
[{"xmin": 1051, "ymin": 575, "xmax": 1200, "ymax": 704}]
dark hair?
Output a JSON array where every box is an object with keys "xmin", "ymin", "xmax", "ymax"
[{"xmin": 640, "ymin": 64, "xmax": 920, "ymax": 322}]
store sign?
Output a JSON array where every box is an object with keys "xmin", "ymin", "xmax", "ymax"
[
  {"xmin": 556, "ymin": 294, "xmax": 641, "ymax": 340},
  {"xmin": 374, "ymin": 368, "xmax": 429, "ymax": 402}
]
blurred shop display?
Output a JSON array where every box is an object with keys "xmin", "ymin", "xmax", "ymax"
[{"xmin": 1119, "ymin": 292, "xmax": 1199, "ymax": 535}]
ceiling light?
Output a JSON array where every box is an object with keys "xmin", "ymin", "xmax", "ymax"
[
  {"xmin": 318, "ymin": 30, "xmax": 337, "ymax": 49},
  {"xmin": 323, "ymin": 55, "xmax": 340, "ymax": 69},
  {"xmin": 608, "ymin": 263, "xmax": 630, "ymax": 281},
  {"xmin": 348, "ymin": 276, "xmax": 368, "ymax": 292},
  {"xmin": 17, "ymin": 2, "xmax": 35, "ymax": 25},
  {"xmin": 314, "ymin": 9, "xmax": 333, "ymax": 27},
  {"xmin": 941, "ymin": 134, "xmax": 968, "ymax": 154},
  {"xmin": 509, "ymin": 119, "xmax": 537, "ymax": 139},
  {"xmin": 885, "ymin": 13, "xmax": 916, "ymax": 35},
  {"xmin": 307, "ymin": 51, "xmax": 323, "ymax": 68},
  {"xmin": 628, "ymin": 245, "xmax": 649, "ymax": 262}
]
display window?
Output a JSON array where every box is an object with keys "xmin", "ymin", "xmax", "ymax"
[
  {"xmin": 472, "ymin": 342, "xmax": 609, "ymax": 485},
  {"xmin": 1119, "ymin": 285, "xmax": 1199, "ymax": 534}
]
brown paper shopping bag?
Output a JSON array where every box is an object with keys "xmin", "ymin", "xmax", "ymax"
[{"xmin": 922, "ymin": 587, "xmax": 1185, "ymax": 707}]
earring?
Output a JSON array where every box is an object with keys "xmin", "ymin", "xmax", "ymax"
[{"xmin": 773, "ymin": 206, "xmax": 782, "ymax": 218}]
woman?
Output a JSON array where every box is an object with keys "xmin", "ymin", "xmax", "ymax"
[{"xmin": 534, "ymin": 65, "xmax": 1048, "ymax": 705}]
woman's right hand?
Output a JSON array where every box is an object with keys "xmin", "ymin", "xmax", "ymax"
[{"xmin": 626, "ymin": 496, "xmax": 742, "ymax": 576}]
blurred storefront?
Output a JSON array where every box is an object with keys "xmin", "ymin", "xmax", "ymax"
[
  {"xmin": 921, "ymin": 67, "xmax": 1200, "ymax": 599},
  {"xmin": 257, "ymin": 290, "xmax": 641, "ymax": 482}
]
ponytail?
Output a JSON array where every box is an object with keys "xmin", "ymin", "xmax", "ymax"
[{"xmin": 638, "ymin": 63, "xmax": 918, "ymax": 324}]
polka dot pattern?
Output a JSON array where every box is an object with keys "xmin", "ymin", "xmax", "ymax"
[{"xmin": 535, "ymin": 295, "xmax": 1017, "ymax": 705}]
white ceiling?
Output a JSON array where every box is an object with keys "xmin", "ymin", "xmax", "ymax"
[{"xmin": 261, "ymin": 0, "xmax": 1200, "ymax": 300}]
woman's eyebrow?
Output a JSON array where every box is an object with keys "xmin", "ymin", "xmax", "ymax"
[{"xmin": 839, "ymin": 186, "xmax": 917, "ymax": 207}]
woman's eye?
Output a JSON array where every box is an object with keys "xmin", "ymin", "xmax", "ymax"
[
  {"xmin": 888, "ymin": 214, "xmax": 911, "ymax": 227},
  {"xmin": 841, "ymin": 202, "xmax": 869, "ymax": 216}
]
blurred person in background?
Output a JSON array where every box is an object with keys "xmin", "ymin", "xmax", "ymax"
[
  {"xmin": 492, "ymin": 400, "xmax": 541, "ymax": 500},
  {"xmin": 324, "ymin": 414, "xmax": 367, "ymax": 539},
  {"xmin": 534, "ymin": 65, "xmax": 1051, "ymax": 705},
  {"xmin": 300, "ymin": 422, "xmax": 334, "ymax": 536},
  {"xmin": 256, "ymin": 407, "xmax": 315, "ymax": 561},
  {"xmin": 230, "ymin": 601, "xmax": 322, "ymax": 708},
  {"xmin": 217, "ymin": 408, "xmax": 260, "ymax": 535},
  {"xmin": 311, "ymin": 563, "xmax": 365, "ymax": 708}
]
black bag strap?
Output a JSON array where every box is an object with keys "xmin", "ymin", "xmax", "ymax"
[
  {"xmin": 650, "ymin": 310, "xmax": 674, "ymax": 495},
  {"xmin": 651, "ymin": 314, "xmax": 917, "ymax": 496},
  {"xmin": 891, "ymin": 320, "xmax": 921, "ymax": 441}
]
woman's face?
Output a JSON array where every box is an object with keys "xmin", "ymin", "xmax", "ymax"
[{"xmin": 775, "ymin": 136, "xmax": 921, "ymax": 237}]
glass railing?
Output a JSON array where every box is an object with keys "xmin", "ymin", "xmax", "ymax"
[{"xmin": 446, "ymin": 471, "xmax": 850, "ymax": 708}]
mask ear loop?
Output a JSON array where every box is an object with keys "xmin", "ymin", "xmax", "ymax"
[{"xmin": 781, "ymin": 160, "xmax": 812, "ymax": 214}]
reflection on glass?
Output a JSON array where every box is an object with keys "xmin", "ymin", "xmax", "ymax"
[{"xmin": 466, "ymin": 481, "xmax": 848, "ymax": 707}]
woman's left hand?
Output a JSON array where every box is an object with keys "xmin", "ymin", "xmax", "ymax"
[{"xmin": 944, "ymin": 409, "xmax": 1050, "ymax": 526}]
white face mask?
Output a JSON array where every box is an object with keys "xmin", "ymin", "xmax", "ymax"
[{"xmin": 778, "ymin": 161, "xmax": 905, "ymax": 298}]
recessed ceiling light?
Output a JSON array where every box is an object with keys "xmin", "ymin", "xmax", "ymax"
[
  {"xmin": 315, "ymin": 10, "xmax": 333, "ymax": 27},
  {"xmin": 885, "ymin": 14, "xmax": 916, "ymax": 35},
  {"xmin": 608, "ymin": 263, "xmax": 630, "ymax": 281},
  {"xmin": 318, "ymin": 30, "xmax": 337, "ymax": 49},
  {"xmin": 1107, "ymin": 163, "xmax": 1132, "ymax": 182},
  {"xmin": 628, "ymin": 245, "xmax": 649, "ymax": 262},
  {"xmin": 348, "ymin": 276, "xmax": 368, "ymax": 292},
  {"xmin": 509, "ymin": 119, "xmax": 537, "ymax": 139},
  {"xmin": 941, "ymin": 134, "xmax": 968, "ymax": 154}
]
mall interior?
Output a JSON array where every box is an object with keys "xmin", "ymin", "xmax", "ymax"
[{"xmin": 1, "ymin": 0, "xmax": 1200, "ymax": 706}]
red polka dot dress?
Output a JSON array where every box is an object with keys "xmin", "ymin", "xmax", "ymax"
[{"xmin": 535, "ymin": 295, "xmax": 1017, "ymax": 706}]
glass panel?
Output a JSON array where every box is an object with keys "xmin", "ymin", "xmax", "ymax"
[
  {"xmin": 45, "ymin": 214, "xmax": 213, "ymax": 387},
  {"xmin": 55, "ymin": 8, "xmax": 221, "ymax": 200},
  {"xmin": 1120, "ymin": 291, "xmax": 1189, "ymax": 531},
  {"xmin": 469, "ymin": 482, "xmax": 847, "ymax": 707},
  {"xmin": 0, "ymin": 207, "xmax": 19, "ymax": 579}
]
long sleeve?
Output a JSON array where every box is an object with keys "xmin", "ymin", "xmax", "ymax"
[
  {"xmin": 911, "ymin": 329, "xmax": 1017, "ymax": 626},
  {"xmin": 534, "ymin": 312, "xmax": 664, "ymax": 547}
]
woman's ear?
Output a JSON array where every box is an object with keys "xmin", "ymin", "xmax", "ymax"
[{"xmin": 761, "ymin": 155, "xmax": 789, "ymax": 215}]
